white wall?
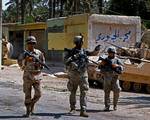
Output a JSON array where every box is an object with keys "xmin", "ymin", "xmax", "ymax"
[{"xmin": 88, "ymin": 14, "xmax": 141, "ymax": 51}]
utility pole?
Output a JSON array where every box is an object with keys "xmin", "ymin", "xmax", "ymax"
[{"xmin": 0, "ymin": 0, "xmax": 2, "ymax": 69}]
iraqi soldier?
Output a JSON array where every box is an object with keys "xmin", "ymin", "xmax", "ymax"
[
  {"xmin": 64, "ymin": 35, "xmax": 100, "ymax": 117},
  {"xmin": 18, "ymin": 36, "xmax": 45, "ymax": 117},
  {"xmin": 98, "ymin": 46, "xmax": 123, "ymax": 111}
]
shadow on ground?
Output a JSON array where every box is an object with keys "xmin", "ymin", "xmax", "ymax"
[
  {"xmin": 33, "ymin": 112, "xmax": 78, "ymax": 119},
  {"xmin": 119, "ymin": 96, "xmax": 150, "ymax": 109},
  {"xmin": 0, "ymin": 115, "xmax": 25, "ymax": 119}
]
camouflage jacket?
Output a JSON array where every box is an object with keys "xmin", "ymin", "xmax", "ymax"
[
  {"xmin": 100, "ymin": 56, "xmax": 123, "ymax": 74},
  {"xmin": 18, "ymin": 49, "xmax": 45, "ymax": 73},
  {"xmin": 64, "ymin": 48, "xmax": 89, "ymax": 72}
]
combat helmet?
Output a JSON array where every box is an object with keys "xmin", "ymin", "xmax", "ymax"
[
  {"xmin": 107, "ymin": 46, "xmax": 117, "ymax": 53},
  {"xmin": 73, "ymin": 35, "xmax": 84, "ymax": 44},
  {"xmin": 26, "ymin": 36, "xmax": 37, "ymax": 44}
]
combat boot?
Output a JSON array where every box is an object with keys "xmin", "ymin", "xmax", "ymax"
[
  {"xmin": 23, "ymin": 105, "xmax": 31, "ymax": 117},
  {"xmin": 113, "ymin": 105, "xmax": 117, "ymax": 111},
  {"xmin": 69, "ymin": 108, "xmax": 76, "ymax": 114},
  {"xmin": 103, "ymin": 106, "xmax": 110, "ymax": 112},
  {"xmin": 80, "ymin": 111, "xmax": 89, "ymax": 117}
]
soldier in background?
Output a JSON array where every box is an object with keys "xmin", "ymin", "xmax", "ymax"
[
  {"xmin": 98, "ymin": 46, "xmax": 123, "ymax": 111},
  {"xmin": 64, "ymin": 35, "xmax": 100, "ymax": 117},
  {"xmin": 2, "ymin": 34, "xmax": 13, "ymax": 59},
  {"xmin": 18, "ymin": 36, "xmax": 45, "ymax": 117}
]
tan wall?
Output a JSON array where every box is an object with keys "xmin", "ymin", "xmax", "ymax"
[
  {"xmin": 48, "ymin": 31, "xmax": 88, "ymax": 50},
  {"xmin": 48, "ymin": 33, "xmax": 66, "ymax": 50},
  {"xmin": 48, "ymin": 14, "xmax": 89, "ymax": 50}
]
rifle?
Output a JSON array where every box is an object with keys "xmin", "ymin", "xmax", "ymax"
[
  {"xmin": 24, "ymin": 50, "xmax": 50, "ymax": 70},
  {"xmin": 98, "ymin": 56, "xmax": 123, "ymax": 74},
  {"xmin": 64, "ymin": 48, "xmax": 87, "ymax": 62},
  {"xmin": 64, "ymin": 48, "xmax": 88, "ymax": 71},
  {"xmin": 88, "ymin": 56, "xmax": 123, "ymax": 74}
]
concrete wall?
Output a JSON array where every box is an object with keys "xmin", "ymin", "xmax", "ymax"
[
  {"xmin": 88, "ymin": 14, "xmax": 141, "ymax": 51},
  {"xmin": 3, "ymin": 23, "xmax": 47, "ymax": 59}
]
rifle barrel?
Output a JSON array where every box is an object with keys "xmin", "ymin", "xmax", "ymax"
[
  {"xmin": 103, "ymin": 41, "xmax": 126, "ymax": 51},
  {"xmin": 88, "ymin": 59, "xmax": 99, "ymax": 65},
  {"xmin": 118, "ymin": 56, "xmax": 150, "ymax": 63}
]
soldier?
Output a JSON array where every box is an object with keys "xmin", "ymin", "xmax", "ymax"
[
  {"xmin": 98, "ymin": 46, "xmax": 123, "ymax": 111},
  {"xmin": 64, "ymin": 35, "xmax": 100, "ymax": 117},
  {"xmin": 18, "ymin": 36, "xmax": 45, "ymax": 117}
]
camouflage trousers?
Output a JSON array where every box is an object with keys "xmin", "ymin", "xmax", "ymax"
[
  {"xmin": 23, "ymin": 71, "xmax": 42, "ymax": 106},
  {"xmin": 67, "ymin": 70, "xmax": 89, "ymax": 112},
  {"xmin": 103, "ymin": 73, "xmax": 121, "ymax": 108}
]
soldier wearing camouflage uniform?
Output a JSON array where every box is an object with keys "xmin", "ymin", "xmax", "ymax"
[
  {"xmin": 18, "ymin": 36, "xmax": 45, "ymax": 117},
  {"xmin": 99, "ymin": 46, "xmax": 123, "ymax": 111},
  {"xmin": 64, "ymin": 35, "xmax": 100, "ymax": 117}
]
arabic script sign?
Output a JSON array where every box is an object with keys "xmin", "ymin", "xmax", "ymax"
[
  {"xmin": 96, "ymin": 30, "xmax": 131, "ymax": 43},
  {"xmin": 88, "ymin": 23, "xmax": 136, "ymax": 50}
]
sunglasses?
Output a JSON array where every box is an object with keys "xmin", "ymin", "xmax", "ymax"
[{"xmin": 27, "ymin": 42, "xmax": 36, "ymax": 45}]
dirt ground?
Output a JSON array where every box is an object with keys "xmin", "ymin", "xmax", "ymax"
[{"xmin": 0, "ymin": 63, "xmax": 150, "ymax": 120}]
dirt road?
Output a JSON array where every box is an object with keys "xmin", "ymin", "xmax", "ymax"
[{"xmin": 0, "ymin": 64, "xmax": 150, "ymax": 120}]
